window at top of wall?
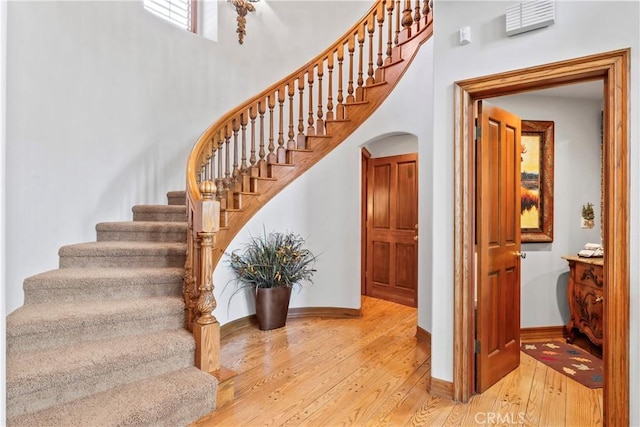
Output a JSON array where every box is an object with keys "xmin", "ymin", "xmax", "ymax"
[{"xmin": 144, "ymin": 0, "xmax": 197, "ymax": 33}]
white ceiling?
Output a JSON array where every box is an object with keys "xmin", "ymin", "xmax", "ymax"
[{"xmin": 527, "ymin": 80, "xmax": 603, "ymax": 101}]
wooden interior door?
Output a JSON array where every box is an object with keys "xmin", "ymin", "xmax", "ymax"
[
  {"xmin": 365, "ymin": 153, "xmax": 418, "ymax": 307},
  {"xmin": 475, "ymin": 101, "xmax": 522, "ymax": 393}
]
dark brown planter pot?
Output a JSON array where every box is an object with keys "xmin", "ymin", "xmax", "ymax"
[{"xmin": 255, "ymin": 286, "xmax": 292, "ymax": 331}]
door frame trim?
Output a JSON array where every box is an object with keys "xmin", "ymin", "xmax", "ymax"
[
  {"xmin": 453, "ymin": 49, "xmax": 629, "ymax": 425},
  {"xmin": 361, "ymin": 147, "xmax": 371, "ymax": 296}
]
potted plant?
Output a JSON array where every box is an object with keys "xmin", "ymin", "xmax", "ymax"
[{"xmin": 227, "ymin": 230, "xmax": 318, "ymax": 330}]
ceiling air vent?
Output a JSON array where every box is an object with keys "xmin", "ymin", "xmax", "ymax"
[{"xmin": 506, "ymin": 0, "xmax": 555, "ymax": 37}]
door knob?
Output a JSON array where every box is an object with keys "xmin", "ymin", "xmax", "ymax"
[{"xmin": 515, "ymin": 251, "xmax": 526, "ymax": 259}]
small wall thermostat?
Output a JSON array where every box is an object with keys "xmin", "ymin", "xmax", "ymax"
[{"xmin": 459, "ymin": 26, "xmax": 471, "ymax": 45}]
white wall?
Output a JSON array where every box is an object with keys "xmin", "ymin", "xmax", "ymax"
[
  {"xmin": 432, "ymin": 1, "xmax": 639, "ymax": 423},
  {"xmin": 1, "ymin": 0, "xmax": 7, "ymax": 422},
  {"xmin": 4, "ymin": 0, "xmax": 371, "ymax": 315},
  {"xmin": 491, "ymin": 93, "xmax": 603, "ymax": 328},
  {"xmin": 213, "ymin": 41, "xmax": 435, "ymax": 329},
  {"xmin": 365, "ymin": 133, "xmax": 418, "ymax": 158}
]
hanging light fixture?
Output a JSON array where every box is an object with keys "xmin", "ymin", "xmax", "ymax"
[{"xmin": 230, "ymin": 0, "xmax": 260, "ymax": 44}]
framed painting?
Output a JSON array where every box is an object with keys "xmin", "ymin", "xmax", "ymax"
[{"xmin": 520, "ymin": 120, "xmax": 554, "ymax": 242}]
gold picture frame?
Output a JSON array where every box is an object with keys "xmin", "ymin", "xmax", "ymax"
[{"xmin": 521, "ymin": 120, "xmax": 554, "ymax": 242}]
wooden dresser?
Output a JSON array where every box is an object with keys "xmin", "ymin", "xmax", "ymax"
[{"xmin": 563, "ymin": 255, "xmax": 604, "ymax": 347}]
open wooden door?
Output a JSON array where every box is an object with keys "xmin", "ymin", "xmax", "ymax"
[
  {"xmin": 365, "ymin": 153, "xmax": 418, "ymax": 307},
  {"xmin": 475, "ymin": 101, "xmax": 522, "ymax": 393}
]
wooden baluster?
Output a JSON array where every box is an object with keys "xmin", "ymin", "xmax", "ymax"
[
  {"xmin": 347, "ymin": 37, "xmax": 355, "ymax": 103},
  {"xmin": 423, "ymin": 0, "xmax": 430, "ymax": 24},
  {"xmin": 307, "ymin": 68, "xmax": 316, "ymax": 136},
  {"xmin": 200, "ymin": 157, "xmax": 207, "ymax": 184},
  {"xmin": 297, "ymin": 76, "xmax": 306, "ymax": 148},
  {"xmin": 395, "ymin": 0, "xmax": 401, "ymax": 44},
  {"xmin": 267, "ymin": 94, "xmax": 276, "ymax": 164},
  {"xmin": 326, "ymin": 53, "xmax": 335, "ymax": 121},
  {"xmin": 336, "ymin": 44, "xmax": 345, "ymax": 119},
  {"xmin": 257, "ymin": 100, "xmax": 267, "ymax": 177},
  {"xmin": 232, "ymin": 118, "xmax": 240, "ymax": 193},
  {"xmin": 356, "ymin": 26, "xmax": 365, "ymax": 101},
  {"xmin": 402, "ymin": 0, "xmax": 413, "ymax": 38},
  {"xmin": 212, "ymin": 140, "xmax": 217, "ymax": 181},
  {"xmin": 287, "ymin": 82, "xmax": 296, "ymax": 150},
  {"xmin": 240, "ymin": 112, "xmax": 250, "ymax": 191},
  {"xmin": 193, "ymin": 180, "xmax": 221, "ymax": 373},
  {"xmin": 240, "ymin": 113, "xmax": 247, "ymax": 172},
  {"xmin": 223, "ymin": 124, "xmax": 231, "ymax": 198},
  {"xmin": 414, "ymin": 0, "xmax": 421, "ymax": 31},
  {"xmin": 204, "ymin": 158, "xmax": 209, "ymax": 182},
  {"xmin": 199, "ymin": 146, "xmax": 206, "ymax": 183},
  {"xmin": 366, "ymin": 18, "xmax": 375, "ymax": 85},
  {"xmin": 207, "ymin": 139, "xmax": 215, "ymax": 182},
  {"xmin": 198, "ymin": 153, "xmax": 204, "ymax": 183},
  {"xmin": 386, "ymin": 0, "xmax": 395, "ymax": 63},
  {"xmin": 277, "ymin": 86, "xmax": 286, "ymax": 163},
  {"xmin": 216, "ymin": 131, "xmax": 224, "ymax": 203},
  {"xmin": 249, "ymin": 106, "xmax": 257, "ymax": 170},
  {"xmin": 376, "ymin": 3, "xmax": 385, "ymax": 74},
  {"xmin": 316, "ymin": 61, "xmax": 325, "ymax": 136},
  {"xmin": 201, "ymin": 155, "xmax": 206, "ymax": 184},
  {"xmin": 225, "ymin": 123, "xmax": 235, "ymax": 208}
]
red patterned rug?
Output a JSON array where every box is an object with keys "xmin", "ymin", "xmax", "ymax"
[{"xmin": 521, "ymin": 340, "xmax": 603, "ymax": 388}]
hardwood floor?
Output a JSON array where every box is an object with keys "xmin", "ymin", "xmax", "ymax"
[{"xmin": 193, "ymin": 297, "xmax": 603, "ymax": 426}]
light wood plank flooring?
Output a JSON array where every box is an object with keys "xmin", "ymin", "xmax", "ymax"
[{"xmin": 193, "ymin": 296, "xmax": 602, "ymax": 426}]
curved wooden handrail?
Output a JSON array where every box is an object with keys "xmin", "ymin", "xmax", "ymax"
[
  {"xmin": 187, "ymin": 0, "xmax": 432, "ymax": 206},
  {"xmin": 183, "ymin": 0, "xmax": 434, "ymax": 377},
  {"xmin": 187, "ymin": 15, "xmax": 377, "ymax": 204},
  {"xmin": 185, "ymin": 4, "xmax": 381, "ymax": 202}
]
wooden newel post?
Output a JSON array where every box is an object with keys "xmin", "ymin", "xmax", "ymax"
[{"xmin": 193, "ymin": 180, "xmax": 221, "ymax": 372}]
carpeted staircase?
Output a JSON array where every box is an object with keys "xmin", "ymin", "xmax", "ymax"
[{"xmin": 6, "ymin": 191, "xmax": 218, "ymax": 427}]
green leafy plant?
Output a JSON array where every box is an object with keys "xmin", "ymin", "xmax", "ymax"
[{"xmin": 227, "ymin": 230, "xmax": 318, "ymax": 293}]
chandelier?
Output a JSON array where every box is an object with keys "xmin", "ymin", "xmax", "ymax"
[{"xmin": 230, "ymin": 0, "xmax": 260, "ymax": 44}]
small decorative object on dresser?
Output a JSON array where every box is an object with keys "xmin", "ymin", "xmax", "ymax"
[{"xmin": 563, "ymin": 255, "xmax": 604, "ymax": 347}]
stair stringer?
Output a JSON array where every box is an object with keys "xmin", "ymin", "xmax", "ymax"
[{"xmin": 210, "ymin": 23, "xmax": 433, "ymax": 268}]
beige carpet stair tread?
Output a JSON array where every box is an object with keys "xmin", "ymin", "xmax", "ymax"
[
  {"xmin": 96, "ymin": 221, "xmax": 187, "ymax": 232},
  {"xmin": 7, "ymin": 297, "xmax": 185, "ymax": 352},
  {"xmin": 58, "ymin": 241, "xmax": 186, "ymax": 268},
  {"xmin": 131, "ymin": 204, "xmax": 187, "ymax": 213},
  {"xmin": 59, "ymin": 241, "xmax": 187, "ymax": 257},
  {"xmin": 23, "ymin": 267, "xmax": 184, "ymax": 303},
  {"xmin": 9, "ymin": 367, "xmax": 217, "ymax": 427},
  {"xmin": 7, "ymin": 324, "xmax": 202, "ymax": 421},
  {"xmin": 24, "ymin": 267, "xmax": 184, "ymax": 288},
  {"xmin": 166, "ymin": 190, "xmax": 186, "ymax": 198},
  {"xmin": 166, "ymin": 190, "xmax": 187, "ymax": 206},
  {"xmin": 7, "ymin": 329, "xmax": 195, "ymax": 398},
  {"xmin": 96, "ymin": 221, "xmax": 187, "ymax": 242},
  {"xmin": 132, "ymin": 205, "xmax": 187, "ymax": 222}
]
